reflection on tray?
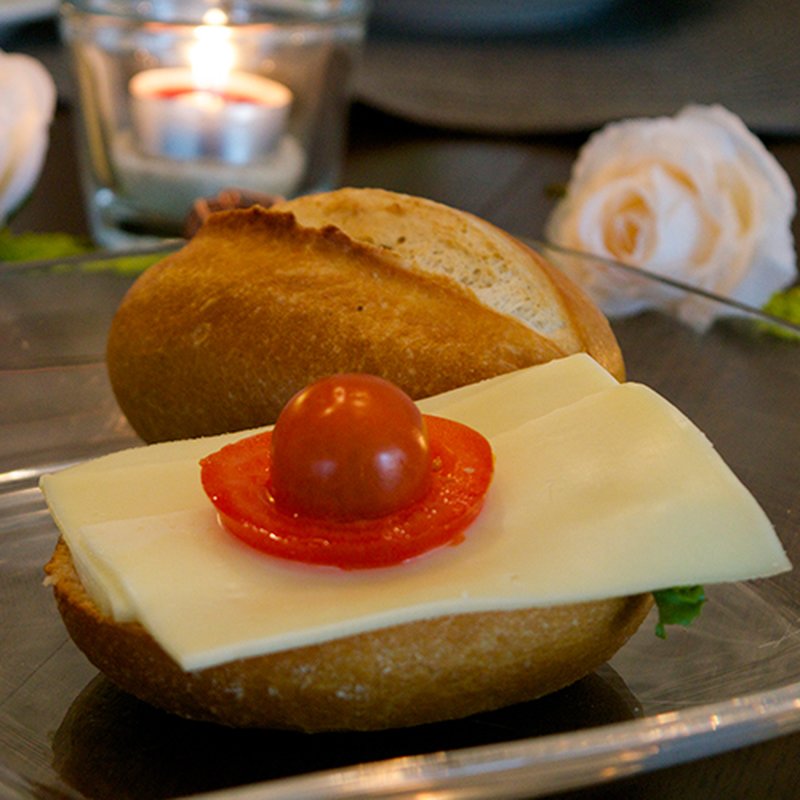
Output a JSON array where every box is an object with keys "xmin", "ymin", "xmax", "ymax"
[{"xmin": 53, "ymin": 666, "xmax": 640, "ymax": 800}]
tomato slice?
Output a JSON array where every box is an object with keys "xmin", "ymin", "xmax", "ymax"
[{"xmin": 200, "ymin": 416, "xmax": 493, "ymax": 569}]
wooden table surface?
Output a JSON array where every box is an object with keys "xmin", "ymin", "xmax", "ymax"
[{"xmin": 6, "ymin": 18, "xmax": 800, "ymax": 800}]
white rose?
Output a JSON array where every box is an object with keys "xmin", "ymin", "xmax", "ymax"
[
  {"xmin": 545, "ymin": 105, "xmax": 797, "ymax": 330},
  {"xmin": 0, "ymin": 50, "xmax": 56, "ymax": 224}
]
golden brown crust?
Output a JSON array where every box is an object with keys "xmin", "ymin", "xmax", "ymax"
[
  {"xmin": 107, "ymin": 192, "xmax": 624, "ymax": 444},
  {"xmin": 108, "ymin": 207, "xmax": 567, "ymax": 443},
  {"xmin": 45, "ymin": 538, "xmax": 652, "ymax": 732},
  {"xmin": 275, "ymin": 188, "xmax": 624, "ymax": 382}
]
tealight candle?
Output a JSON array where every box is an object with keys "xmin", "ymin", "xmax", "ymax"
[
  {"xmin": 110, "ymin": 10, "xmax": 305, "ymax": 240},
  {"xmin": 61, "ymin": 0, "xmax": 368, "ymax": 247},
  {"xmin": 130, "ymin": 67, "xmax": 292, "ymax": 164}
]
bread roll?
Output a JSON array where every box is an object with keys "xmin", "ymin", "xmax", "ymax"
[
  {"xmin": 107, "ymin": 188, "xmax": 623, "ymax": 443},
  {"xmin": 45, "ymin": 538, "xmax": 652, "ymax": 732}
]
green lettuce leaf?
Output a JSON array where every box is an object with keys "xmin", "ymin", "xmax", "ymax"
[
  {"xmin": 653, "ymin": 585, "xmax": 707, "ymax": 638},
  {"xmin": 760, "ymin": 287, "xmax": 800, "ymax": 341},
  {"xmin": 0, "ymin": 228, "xmax": 168, "ymax": 276},
  {"xmin": 0, "ymin": 228, "xmax": 92, "ymax": 261}
]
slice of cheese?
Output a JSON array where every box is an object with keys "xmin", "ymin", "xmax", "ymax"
[
  {"xmin": 417, "ymin": 351, "xmax": 617, "ymax": 436},
  {"xmin": 40, "ymin": 355, "xmax": 790, "ymax": 671}
]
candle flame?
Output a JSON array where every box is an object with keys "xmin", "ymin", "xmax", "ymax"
[{"xmin": 189, "ymin": 10, "xmax": 235, "ymax": 92}]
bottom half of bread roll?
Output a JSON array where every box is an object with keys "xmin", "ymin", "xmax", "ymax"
[{"xmin": 46, "ymin": 539, "xmax": 653, "ymax": 732}]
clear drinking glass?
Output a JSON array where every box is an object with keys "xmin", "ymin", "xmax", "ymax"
[{"xmin": 60, "ymin": 0, "xmax": 368, "ymax": 248}]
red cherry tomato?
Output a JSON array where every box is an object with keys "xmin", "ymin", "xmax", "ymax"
[
  {"xmin": 270, "ymin": 374, "xmax": 432, "ymax": 521},
  {"xmin": 199, "ymin": 377, "xmax": 494, "ymax": 569}
]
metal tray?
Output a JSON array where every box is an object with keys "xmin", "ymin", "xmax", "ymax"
[{"xmin": 1, "ymin": 246, "xmax": 798, "ymax": 799}]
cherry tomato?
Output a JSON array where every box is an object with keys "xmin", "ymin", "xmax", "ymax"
[{"xmin": 269, "ymin": 374, "xmax": 432, "ymax": 521}]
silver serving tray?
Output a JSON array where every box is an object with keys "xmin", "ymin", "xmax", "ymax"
[{"xmin": 1, "ymin": 244, "xmax": 798, "ymax": 799}]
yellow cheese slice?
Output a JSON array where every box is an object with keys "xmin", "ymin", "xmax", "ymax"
[
  {"xmin": 417, "ymin": 350, "xmax": 617, "ymax": 436},
  {"xmin": 40, "ymin": 355, "xmax": 790, "ymax": 671}
]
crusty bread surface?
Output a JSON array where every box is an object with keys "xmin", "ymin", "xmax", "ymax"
[
  {"xmin": 275, "ymin": 188, "xmax": 620, "ymax": 366},
  {"xmin": 107, "ymin": 189, "xmax": 623, "ymax": 444},
  {"xmin": 45, "ymin": 538, "xmax": 652, "ymax": 732}
]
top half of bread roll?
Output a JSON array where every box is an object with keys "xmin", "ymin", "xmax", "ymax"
[{"xmin": 107, "ymin": 188, "xmax": 623, "ymax": 443}]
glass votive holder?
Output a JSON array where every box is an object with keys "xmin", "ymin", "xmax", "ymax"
[{"xmin": 60, "ymin": 0, "xmax": 368, "ymax": 248}]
